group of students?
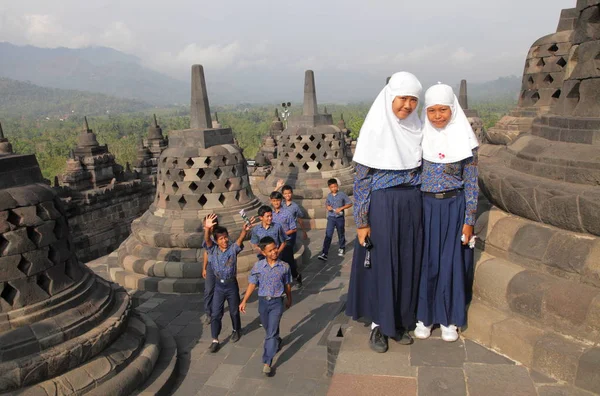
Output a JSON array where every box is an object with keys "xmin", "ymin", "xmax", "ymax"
[
  {"xmin": 201, "ymin": 179, "xmax": 351, "ymax": 375},
  {"xmin": 346, "ymin": 72, "xmax": 479, "ymax": 353}
]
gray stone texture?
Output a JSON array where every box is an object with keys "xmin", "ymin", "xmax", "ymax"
[{"xmin": 0, "ymin": 149, "xmax": 172, "ymax": 393}]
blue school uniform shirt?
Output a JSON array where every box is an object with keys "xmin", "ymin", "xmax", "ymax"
[
  {"xmin": 250, "ymin": 222, "xmax": 288, "ymax": 246},
  {"xmin": 202, "ymin": 241, "xmax": 243, "ymax": 280},
  {"xmin": 420, "ymin": 148, "xmax": 479, "ymax": 226},
  {"xmin": 353, "ymin": 165, "xmax": 421, "ymax": 228},
  {"xmin": 272, "ymin": 207, "xmax": 297, "ymax": 233},
  {"xmin": 284, "ymin": 201, "xmax": 304, "ymax": 220},
  {"xmin": 326, "ymin": 191, "xmax": 351, "ymax": 218},
  {"xmin": 248, "ymin": 259, "xmax": 292, "ymax": 297}
]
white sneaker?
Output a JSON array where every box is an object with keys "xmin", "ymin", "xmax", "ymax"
[
  {"xmin": 414, "ymin": 321, "xmax": 432, "ymax": 340},
  {"xmin": 441, "ymin": 324, "xmax": 459, "ymax": 342},
  {"xmin": 338, "ymin": 248, "xmax": 344, "ymax": 257}
]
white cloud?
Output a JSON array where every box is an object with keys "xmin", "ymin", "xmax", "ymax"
[
  {"xmin": 450, "ymin": 47, "xmax": 476, "ymax": 65},
  {"xmin": 99, "ymin": 22, "xmax": 136, "ymax": 53}
]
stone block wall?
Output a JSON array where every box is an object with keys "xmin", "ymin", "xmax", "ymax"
[{"xmin": 57, "ymin": 181, "xmax": 155, "ymax": 263}]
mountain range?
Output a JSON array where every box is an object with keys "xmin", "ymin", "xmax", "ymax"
[{"xmin": 0, "ymin": 42, "xmax": 522, "ymax": 111}]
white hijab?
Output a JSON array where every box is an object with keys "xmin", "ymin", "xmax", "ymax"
[
  {"xmin": 421, "ymin": 83, "xmax": 478, "ymax": 164},
  {"xmin": 352, "ymin": 72, "xmax": 423, "ymax": 170}
]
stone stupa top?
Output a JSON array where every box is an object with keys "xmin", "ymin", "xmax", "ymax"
[
  {"xmin": 167, "ymin": 65, "xmax": 234, "ymax": 149},
  {"xmin": 287, "ymin": 70, "xmax": 334, "ymax": 128},
  {"xmin": 147, "ymin": 114, "xmax": 164, "ymax": 140},
  {"xmin": 76, "ymin": 117, "xmax": 100, "ymax": 148},
  {"xmin": 459, "ymin": 80, "xmax": 479, "ymax": 118}
]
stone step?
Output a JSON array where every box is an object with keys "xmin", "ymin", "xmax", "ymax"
[
  {"xmin": 463, "ymin": 301, "xmax": 600, "ymax": 394},
  {"xmin": 133, "ymin": 328, "xmax": 179, "ymax": 396},
  {"xmin": 476, "ymin": 206, "xmax": 600, "ymax": 288},
  {"xmin": 5, "ymin": 286, "xmax": 132, "ymax": 393}
]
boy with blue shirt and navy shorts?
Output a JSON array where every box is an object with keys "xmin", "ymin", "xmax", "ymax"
[
  {"xmin": 269, "ymin": 191, "xmax": 302, "ymax": 286},
  {"xmin": 240, "ymin": 236, "xmax": 292, "ymax": 376},
  {"xmin": 203, "ymin": 213, "xmax": 254, "ymax": 353},
  {"xmin": 251, "ymin": 205, "xmax": 288, "ymax": 260},
  {"xmin": 318, "ymin": 178, "xmax": 353, "ymax": 261}
]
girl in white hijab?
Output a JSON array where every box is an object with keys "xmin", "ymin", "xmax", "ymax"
[
  {"xmin": 346, "ymin": 72, "xmax": 424, "ymax": 353},
  {"xmin": 415, "ymin": 83, "xmax": 479, "ymax": 342}
]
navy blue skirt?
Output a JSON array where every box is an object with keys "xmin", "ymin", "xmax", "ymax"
[
  {"xmin": 416, "ymin": 190, "xmax": 474, "ymax": 327},
  {"xmin": 345, "ymin": 186, "xmax": 423, "ymax": 337}
]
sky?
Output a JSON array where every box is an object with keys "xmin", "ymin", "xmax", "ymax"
[{"xmin": 0, "ymin": 0, "xmax": 575, "ymax": 102}]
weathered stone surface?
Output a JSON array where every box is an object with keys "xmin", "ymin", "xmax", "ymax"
[
  {"xmin": 575, "ymin": 347, "xmax": 600, "ymax": 394},
  {"xmin": 410, "ymin": 338, "xmax": 466, "ymax": 368},
  {"xmin": 464, "ymin": 340, "xmax": 515, "ymax": 365},
  {"xmin": 464, "ymin": 364, "xmax": 537, "ymax": 396},
  {"xmin": 533, "ymin": 334, "xmax": 586, "ymax": 383},
  {"xmin": 417, "ymin": 367, "xmax": 466, "ymax": 396},
  {"xmin": 491, "ymin": 318, "xmax": 544, "ymax": 366},
  {"xmin": 473, "ymin": 258, "xmax": 524, "ymax": 311},
  {"xmin": 507, "ymin": 270, "xmax": 552, "ymax": 319},
  {"xmin": 328, "ymin": 374, "xmax": 417, "ymax": 396},
  {"xmin": 545, "ymin": 279, "xmax": 598, "ymax": 326}
]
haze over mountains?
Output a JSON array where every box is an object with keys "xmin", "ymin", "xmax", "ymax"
[{"xmin": 0, "ymin": 42, "xmax": 521, "ymax": 111}]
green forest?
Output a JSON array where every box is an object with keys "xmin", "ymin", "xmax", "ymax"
[{"xmin": 1, "ymin": 100, "xmax": 515, "ymax": 181}]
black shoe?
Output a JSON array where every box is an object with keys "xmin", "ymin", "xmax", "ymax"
[
  {"xmin": 369, "ymin": 327, "xmax": 388, "ymax": 353},
  {"xmin": 317, "ymin": 253, "xmax": 328, "ymax": 261},
  {"xmin": 209, "ymin": 341, "xmax": 219, "ymax": 353},
  {"xmin": 296, "ymin": 274, "xmax": 303, "ymax": 287},
  {"xmin": 393, "ymin": 330, "xmax": 414, "ymax": 346},
  {"xmin": 231, "ymin": 330, "xmax": 241, "ymax": 343}
]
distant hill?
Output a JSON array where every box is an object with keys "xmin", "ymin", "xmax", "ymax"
[
  {"xmin": 464, "ymin": 76, "xmax": 521, "ymax": 103},
  {"xmin": 0, "ymin": 77, "xmax": 152, "ymax": 118},
  {"xmin": 0, "ymin": 43, "xmax": 188, "ymax": 105}
]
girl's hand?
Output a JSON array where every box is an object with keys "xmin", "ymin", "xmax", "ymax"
[
  {"xmin": 357, "ymin": 226, "xmax": 371, "ymax": 245},
  {"xmin": 202, "ymin": 269, "xmax": 207, "ymax": 279},
  {"xmin": 462, "ymin": 224, "xmax": 474, "ymax": 246},
  {"xmin": 239, "ymin": 301, "xmax": 247, "ymax": 314}
]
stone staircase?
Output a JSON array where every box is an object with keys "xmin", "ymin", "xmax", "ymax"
[{"xmin": 464, "ymin": 206, "xmax": 600, "ymax": 394}]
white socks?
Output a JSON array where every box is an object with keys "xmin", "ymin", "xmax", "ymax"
[{"xmin": 371, "ymin": 322, "xmax": 379, "ymax": 330}]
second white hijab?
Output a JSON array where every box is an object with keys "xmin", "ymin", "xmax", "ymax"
[{"xmin": 421, "ymin": 83, "xmax": 478, "ymax": 164}]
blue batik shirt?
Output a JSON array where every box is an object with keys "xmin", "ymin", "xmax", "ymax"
[
  {"xmin": 248, "ymin": 259, "xmax": 292, "ymax": 297},
  {"xmin": 284, "ymin": 201, "xmax": 304, "ymax": 220},
  {"xmin": 272, "ymin": 207, "xmax": 297, "ymax": 233},
  {"xmin": 353, "ymin": 164, "xmax": 421, "ymax": 228},
  {"xmin": 420, "ymin": 148, "xmax": 479, "ymax": 226},
  {"xmin": 202, "ymin": 241, "xmax": 243, "ymax": 280},
  {"xmin": 326, "ymin": 191, "xmax": 351, "ymax": 218},
  {"xmin": 250, "ymin": 222, "xmax": 288, "ymax": 246}
]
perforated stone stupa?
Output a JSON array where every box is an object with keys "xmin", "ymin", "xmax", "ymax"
[
  {"xmin": 467, "ymin": 3, "xmax": 600, "ymax": 394},
  {"xmin": 254, "ymin": 109, "xmax": 282, "ymax": 167},
  {"xmin": 486, "ymin": 7, "xmax": 578, "ymax": 145},
  {"xmin": 0, "ymin": 132, "xmax": 174, "ymax": 394},
  {"xmin": 108, "ymin": 65, "xmax": 262, "ymax": 293},
  {"xmin": 259, "ymin": 70, "xmax": 354, "ymax": 225}
]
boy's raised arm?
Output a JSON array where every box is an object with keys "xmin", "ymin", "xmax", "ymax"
[{"xmin": 203, "ymin": 214, "xmax": 218, "ymax": 248}]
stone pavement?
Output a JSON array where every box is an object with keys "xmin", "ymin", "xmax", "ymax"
[
  {"xmin": 87, "ymin": 226, "xmax": 595, "ymax": 396},
  {"xmin": 88, "ymin": 228, "xmax": 352, "ymax": 395}
]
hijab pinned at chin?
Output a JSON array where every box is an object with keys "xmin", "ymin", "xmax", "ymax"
[
  {"xmin": 352, "ymin": 71, "xmax": 423, "ymax": 171},
  {"xmin": 421, "ymin": 83, "xmax": 478, "ymax": 164}
]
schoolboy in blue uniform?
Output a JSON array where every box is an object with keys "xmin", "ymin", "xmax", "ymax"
[
  {"xmin": 274, "ymin": 179, "xmax": 308, "ymax": 241},
  {"xmin": 269, "ymin": 191, "xmax": 302, "ymax": 286},
  {"xmin": 251, "ymin": 205, "xmax": 288, "ymax": 260},
  {"xmin": 240, "ymin": 236, "xmax": 292, "ymax": 376},
  {"xmin": 203, "ymin": 213, "xmax": 254, "ymax": 353},
  {"xmin": 318, "ymin": 178, "xmax": 353, "ymax": 261}
]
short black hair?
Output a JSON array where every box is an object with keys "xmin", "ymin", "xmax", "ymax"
[
  {"xmin": 258, "ymin": 236, "xmax": 276, "ymax": 251},
  {"xmin": 212, "ymin": 226, "xmax": 228, "ymax": 239},
  {"xmin": 282, "ymin": 185, "xmax": 293, "ymax": 193},
  {"xmin": 327, "ymin": 178, "xmax": 338, "ymax": 186},
  {"xmin": 258, "ymin": 205, "xmax": 273, "ymax": 217},
  {"xmin": 269, "ymin": 191, "xmax": 283, "ymax": 200}
]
